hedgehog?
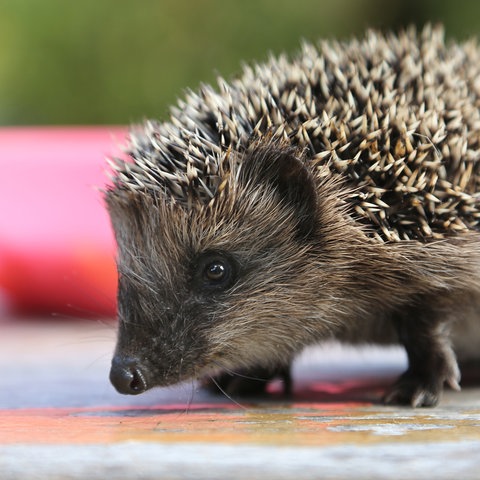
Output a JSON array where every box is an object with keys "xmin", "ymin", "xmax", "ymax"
[{"xmin": 106, "ymin": 25, "xmax": 480, "ymax": 407}]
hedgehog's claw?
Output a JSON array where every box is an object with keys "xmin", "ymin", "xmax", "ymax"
[
  {"xmin": 383, "ymin": 364, "xmax": 461, "ymax": 407},
  {"xmin": 383, "ymin": 371, "xmax": 442, "ymax": 407}
]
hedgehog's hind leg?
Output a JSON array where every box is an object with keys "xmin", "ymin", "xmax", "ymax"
[{"xmin": 383, "ymin": 297, "xmax": 461, "ymax": 407}]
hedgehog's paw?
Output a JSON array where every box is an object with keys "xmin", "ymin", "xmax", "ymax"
[
  {"xmin": 383, "ymin": 364, "xmax": 461, "ymax": 408},
  {"xmin": 383, "ymin": 371, "xmax": 442, "ymax": 407},
  {"xmin": 202, "ymin": 365, "xmax": 291, "ymax": 397}
]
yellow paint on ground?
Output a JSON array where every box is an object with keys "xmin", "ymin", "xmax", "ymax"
[{"xmin": 2, "ymin": 401, "xmax": 480, "ymax": 447}]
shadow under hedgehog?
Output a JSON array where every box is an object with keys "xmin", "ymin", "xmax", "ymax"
[{"xmin": 106, "ymin": 25, "xmax": 480, "ymax": 407}]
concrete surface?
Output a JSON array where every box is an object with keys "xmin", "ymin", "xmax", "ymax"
[{"xmin": 1, "ymin": 320, "xmax": 479, "ymax": 480}]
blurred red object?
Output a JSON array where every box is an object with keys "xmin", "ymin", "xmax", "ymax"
[{"xmin": 0, "ymin": 127, "xmax": 127, "ymax": 318}]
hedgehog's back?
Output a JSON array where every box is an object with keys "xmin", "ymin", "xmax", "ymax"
[{"xmin": 111, "ymin": 25, "xmax": 480, "ymax": 242}]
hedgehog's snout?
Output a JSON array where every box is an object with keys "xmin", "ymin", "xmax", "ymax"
[{"xmin": 109, "ymin": 355, "xmax": 149, "ymax": 395}]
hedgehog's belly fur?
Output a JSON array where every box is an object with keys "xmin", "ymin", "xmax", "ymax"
[{"xmin": 451, "ymin": 292, "xmax": 480, "ymax": 361}]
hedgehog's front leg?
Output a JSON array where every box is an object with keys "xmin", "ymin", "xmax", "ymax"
[
  {"xmin": 204, "ymin": 364, "xmax": 292, "ymax": 397},
  {"xmin": 384, "ymin": 299, "xmax": 461, "ymax": 407}
]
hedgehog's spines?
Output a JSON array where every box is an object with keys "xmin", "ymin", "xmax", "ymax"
[{"xmin": 109, "ymin": 25, "xmax": 480, "ymax": 242}]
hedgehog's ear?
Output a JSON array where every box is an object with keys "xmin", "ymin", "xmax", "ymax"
[{"xmin": 240, "ymin": 143, "xmax": 317, "ymax": 239}]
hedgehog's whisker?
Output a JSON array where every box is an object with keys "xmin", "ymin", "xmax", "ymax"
[
  {"xmin": 211, "ymin": 360, "xmax": 269, "ymax": 382},
  {"xmin": 207, "ymin": 375, "xmax": 247, "ymax": 410},
  {"xmin": 184, "ymin": 377, "xmax": 196, "ymax": 414}
]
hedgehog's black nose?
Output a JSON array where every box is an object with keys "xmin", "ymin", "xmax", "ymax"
[{"xmin": 109, "ymin": 355, "xmax": 148, "ymax": 395}]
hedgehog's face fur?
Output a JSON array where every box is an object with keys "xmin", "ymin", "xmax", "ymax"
[{"xmin": 106, "ymin": 142, "xmax": 349, "ymax": 394}]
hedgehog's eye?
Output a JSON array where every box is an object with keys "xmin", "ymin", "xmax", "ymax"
[
  {"xmin": 204, "ymin": 261, "xmax": 227, "ymax": 283},
  {"xmin": 196, "ymin": 253, "xmax": 236, "ymax": 291}
]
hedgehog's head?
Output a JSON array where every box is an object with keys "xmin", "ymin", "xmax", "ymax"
[{"xmin": 106, "ymin": 136, "xmax": 341, "ymax": 395}]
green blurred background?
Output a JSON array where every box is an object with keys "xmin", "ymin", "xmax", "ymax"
[{"xmin": 1, "ymin": 0, "xmax": 479, "ymax": 126}]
